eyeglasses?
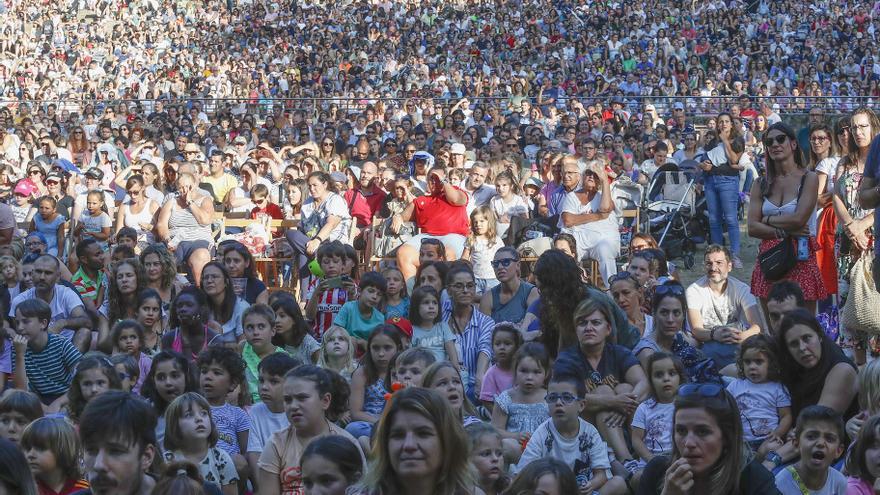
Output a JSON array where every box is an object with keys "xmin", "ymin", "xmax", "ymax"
[
  {"xmin": 762, "ymin": 135, "xmax": 788, "ymax": 147},
  {"xmin": 544, "ymin": 392, "xmax": 582, "ymax": 404},
  {"xmin": 678, "ymin": 383, "xmax": 723, "ymax": 398},
  {"xmin": 28, "ymin": 170, "xmax": 42, "ymax": 176},
  {"xmin": 491, "ymin": 258, "xmax": 518, "ymax": 269},
  {"xmin": 654, "ymin": 284, "xmax": 685, "ymax": 297},
  {"xmin": 449, "ymin": 282, "xmax": 476, "ymax": 291},
  {"xmin": 810, "ymin": 135, "xmax": 829, "ymax": 142}
]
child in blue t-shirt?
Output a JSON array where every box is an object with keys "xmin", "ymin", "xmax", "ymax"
[{"xmin": 332, "ymin": 271, "xmax": 386, "ymax": 354}]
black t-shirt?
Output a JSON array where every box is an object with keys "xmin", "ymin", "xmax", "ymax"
[
  {"xmin": 553, "ymin": 343, "xmax": 639, "ymax": 389},
  {"xmin": 636, "ymin": 456, "xmax": 780, "ymax": 495}
]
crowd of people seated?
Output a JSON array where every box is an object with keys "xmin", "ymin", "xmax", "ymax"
[{"xmin": 0, "ymin": 0, "xmax": 879, "ymax": 493}]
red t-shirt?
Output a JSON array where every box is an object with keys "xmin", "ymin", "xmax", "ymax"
[
  {"xmin": 413, "ymin": 187, "xmax": 469, "ymax": 236},
  {"xmin": 250, "ymin": 203, "xmax": 284, "ymax": 220},
  {"xmin": 356, "ymin": 186, "xmax": 387, "ymax": 223}
]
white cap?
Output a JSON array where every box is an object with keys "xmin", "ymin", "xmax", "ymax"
[{"xmin": 450, "ymin": 143, "xmax": 466, "ymax": 155}]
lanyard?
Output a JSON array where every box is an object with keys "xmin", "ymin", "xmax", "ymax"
[{"xmin": 786, "ymin": 466, "xmax": 812, "ymax": 495}]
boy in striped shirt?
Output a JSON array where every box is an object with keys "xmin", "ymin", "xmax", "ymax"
[
  {"xmin": 11, "ymin": 298, "xmax": 82, "ymax": 408},
  {"xmin": 305, "ymin": 241, "xmax": 356, "ymax": 341}
]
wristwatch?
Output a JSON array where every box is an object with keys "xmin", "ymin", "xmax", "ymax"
[{"xmin": 765, "ymin": 451, "xmax": 782, "ymax": 468}]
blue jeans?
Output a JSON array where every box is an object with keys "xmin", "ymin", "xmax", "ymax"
[
  {"xmin": 705, "ymin": 175, "xmax": 741, "ymax": 255},
  {"xmin": 701, "ymin": 341, "xmax": 737, "ymax": 369}
]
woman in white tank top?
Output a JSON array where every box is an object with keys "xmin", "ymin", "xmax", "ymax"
[
  {"xmin": 747, "ymin": 122, "xmax": 826, "ymax": 316},
  {"xmin": 115, "ymin": 175, "xmax": 159, "ymax": 247}
]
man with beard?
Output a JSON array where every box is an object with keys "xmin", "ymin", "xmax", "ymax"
[
  {"xmin": 9, "ymin": 254, "xmax": 92, "ymax": 353},
  {"xmin": 352, "ymin": 161, "xmax": 386, "ymax": 224},
  {"xmin": 462, "ymin": 161, "xmax": 495, "ymax": 216},
  {"xmin": 71, "ymin": 238, "xmax": 106, "ymax": 309},
  {"xmin": 685, "ymin": 244, "xmax": 762, "ymax": 371},
  {"xmin": 75, "ymin": 392, "xmax": 158, "ymax": 495}
]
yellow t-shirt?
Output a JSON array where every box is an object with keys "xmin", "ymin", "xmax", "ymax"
[{"xmin": 203, "ymin": 173, "xmax": 240, "ymax": 204}]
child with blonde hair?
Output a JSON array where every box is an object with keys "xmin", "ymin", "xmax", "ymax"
[
  {"xmin": 462, "ymin": 205, "xmax": 503, "ymax": 295},
  {"xmin": 316, "ymin": 325, "xmax": 357, "ymax": 381}
]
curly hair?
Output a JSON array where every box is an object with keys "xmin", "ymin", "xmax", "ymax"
[
  {"xmin": 533, "ymin": 249, "xmax": 588, "ymax": 357},
  {"xmin": 140, "ymin": 243, "xmax": 178, "ymax": 290},
  {"xmin": 106, "ymin": 258, "xmax": 148, "ymax": 324}
]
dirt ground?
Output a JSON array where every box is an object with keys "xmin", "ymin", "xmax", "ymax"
[{"xmin": 675, "ymin": 224, "xmax": 761, "ymax": 286}]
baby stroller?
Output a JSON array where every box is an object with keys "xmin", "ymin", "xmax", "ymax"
[{"xmin": 640, "ymin": 170, "xmax": 701, "ymax": 269}]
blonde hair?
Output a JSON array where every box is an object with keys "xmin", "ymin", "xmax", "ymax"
[
  {"xmin": 860, "ymin": 359, "xmax": 880, "ymax": 415},
  {"xmin": 316, "ymin": 326, "xmax": 357, "ymax": 377},
  {"xmin": 467, "ymin": 205, "xmax": 499, "ymax": 248},
  {"xmin": 0, "ymin": 255, "xmax": 19, "ymax": 281}
]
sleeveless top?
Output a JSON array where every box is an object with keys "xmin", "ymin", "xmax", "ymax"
[
  {"xmin": 167, "ymin": 200, "xmax": 214, "ymax": 243},
  {"xmin": 123, "ymin": 198, "xmax": 156, "ymax": 243},
  {"xmin": 490, "ymin": 281, "xmax": 535, "ymax": 324},
  {"xmin": 761, "ymin": 175, "xmax": 817, "ymax": 235},
  {"xmin": 33, "ymin": 214, "xmax": 65, "ymax": 256},
  {"xmin": 363, "ymin": 378, "xmax": 387, "ymax": 416}
]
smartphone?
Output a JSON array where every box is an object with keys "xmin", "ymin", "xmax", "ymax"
[{"xmin": 326, "ymin": 276, "xmax": 343, "ymax": 289}]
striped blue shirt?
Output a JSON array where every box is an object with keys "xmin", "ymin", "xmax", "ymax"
[
  {"xmin": 12, "ymin": 333, "xmax": 82, "ymax": 397},
  {"xmin": 442, "ymin": 303, "xmax": 494, "ymax": 392}
]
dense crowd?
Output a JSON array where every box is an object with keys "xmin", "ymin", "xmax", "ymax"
[{"xmin": 1, "ymin": 0, "xmax": 880, "ymax": 494}]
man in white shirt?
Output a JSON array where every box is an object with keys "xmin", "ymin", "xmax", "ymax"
[
  {"xmin": 686, "ymin": 245, "xmax": 763, "ymax": 371},
  {"xmin": 461, "ymin": 162, "xmax": 496, "ymax": 215},
  {"xmin": 10, "ymin": 255, "xmax": 92, "ymax": 352}
]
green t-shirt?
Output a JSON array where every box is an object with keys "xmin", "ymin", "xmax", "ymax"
[
  {"xmin": 242, "ymin": 343, "xmax": 287, "ymax": 403},
  {"xmin": 333, "ymin": 301, "xmax": 385, "ymax": 341},
  {"xmin": 72, "ymin": 267, "xmax": 105, "ymax": 302}
]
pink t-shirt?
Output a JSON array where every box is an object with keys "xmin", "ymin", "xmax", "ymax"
[
  {"xmin": 847, "ymin": 477, "xmax": 873, "ymax": 495},
  {"xmin": 479, "ymin": 364, "xmax": 514, "ymax": 402}
]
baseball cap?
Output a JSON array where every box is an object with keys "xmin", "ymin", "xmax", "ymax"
[
  {"xmin": 14, "ymin": 179, "xmax": 38, "ymax": 197},
  {"xmin": 183, "ymin": 143, "xmax": 201, "ymax": 153},
  {"xmin": 46, "ymin": 171, "xmax": 65, "ymax": 183},
  {"xmin": 329, "ymin": 171, "xmax": 347, "ymax": 183},
  {"xmin": 85, "ymin": 167, "xmax": 104, "ymax": 181},
  {"xmin": 385, "ymin": 316, "xmax": 413, "ymax": 338},
  {"xmin": 450, "ymin": 143, "xmax": 466, "ymax": 155},
  {"xmin": 673, "ymin": 102, "xmax": 685, "ymax": 110}
]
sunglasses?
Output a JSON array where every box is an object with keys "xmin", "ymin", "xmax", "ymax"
[
  {"xmin": 28, "ymin": 170, "xmax": 43, "ymax": 176},
  {"xmin": 608, "ymin": 271, "xmax": 638, "ymax": 286},
  {"xmin": 762, "ymin": 134, "xmax": 789, "ymax": 147},
  {"xmin": 449, "ymin": 282, "xmax": 476, "ymax": 291},
  {"xmin": 544, "ymin": 392, "xmax": 583, "ymax": 404},
  {"xmin": 654, "ymin": 284, "xmax": 685, "ymax": 297},
  {"xmin": 678, "ymin": 383, "xmax": 723, "ymax": 398},
  {"xmin": 490, "ymin": 258, "xmax": 518, "ymax": 269}
]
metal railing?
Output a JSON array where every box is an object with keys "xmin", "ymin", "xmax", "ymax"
[{"xmin": 2, "ymin": 95, "xmax": 878, "ymax": 119}]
